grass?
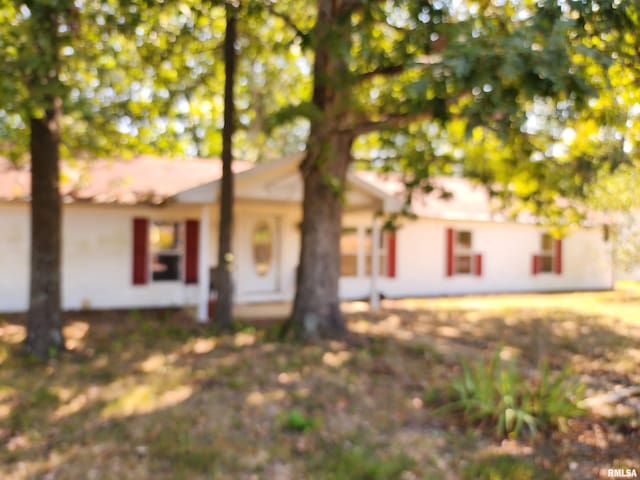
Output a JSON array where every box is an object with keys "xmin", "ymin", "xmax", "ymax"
[
  {"xmin": 463, "ymin": 454, "xmax": 558, "ymax": 480},
  {"xmin": 1, "ymin": 285, "xmax": 639, "ymax": 479}
]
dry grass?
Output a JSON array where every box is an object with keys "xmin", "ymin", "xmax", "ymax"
[{"xmin": 1, "ymin": 284, "xmax": 639, "ymax": 479}]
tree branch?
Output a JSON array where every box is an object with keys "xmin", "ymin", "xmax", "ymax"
[
  {"xmin": 357, "ymin": 64, "xmax": 407, "ymax": 82},
  {"xmin": 352, "ymin": 110, "xmax": 435, "ymax": 136},
  {"xmin": 356, "ymin": 55, "xmax": 445, "ymax": 83},
  {"xmin": 264, "ymin": 3, "xmax": 308, "ymax": 42}
]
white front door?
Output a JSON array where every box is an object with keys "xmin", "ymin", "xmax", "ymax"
[{"xmin": 239, "ymin": 215, "xmax": 281, "ymax": 294}]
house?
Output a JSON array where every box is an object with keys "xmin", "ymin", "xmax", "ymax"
[{"xmin": 0, "ymin": 154, "xmax": 614, "ymax": 320}]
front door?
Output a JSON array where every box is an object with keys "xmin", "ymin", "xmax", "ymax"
[{"xmin": 240, "ymin": 215, "xmax": 280, "ymax": 293}]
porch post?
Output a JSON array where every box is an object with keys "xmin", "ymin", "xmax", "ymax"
[
  {"xmin": 197, "ymin": 205, "xmax": 210, "ymax": 323},
  {"xmin": 370, "ymin": 216, "xmax": 381, "ymax": 310}
]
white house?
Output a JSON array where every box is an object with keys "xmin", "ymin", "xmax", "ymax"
[{"xmin": 0, "ymin": 154, "xmax": 614, "ymax": 320}]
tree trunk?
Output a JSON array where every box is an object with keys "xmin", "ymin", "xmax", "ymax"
[
  {"xmin": 288, "ymin": 0, "xmax": 354, "ymax": 339},
  {"xmin": 24, "ymin": 97, "xmax": 65, "ymax": 359},
  {"xmin": 290, "ymin": 133, "xmax": 353, "ymax": 338},
  {"xmin": 214, "ymin": 3, "xmax": 237, "ymax": 329}
]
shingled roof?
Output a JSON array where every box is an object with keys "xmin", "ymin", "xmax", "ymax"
[
  {"xmin": 353, "ymin": 170, "xmax": 507, "ymax": 222},
  {"xmin": 0, "ymin": 155, "xmax": 550, "ymax": 223},
  {"xmin": 0, "ymin": 155, "xmax": 253, "ymax": 204}
]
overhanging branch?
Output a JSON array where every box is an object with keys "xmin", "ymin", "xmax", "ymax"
[
  {"xmin": 352, "ymin": 110, "xmax": 434, "ymax": 136},
  {"xmin": 357, "ymin": 64, "xmax": 406, "ymax": 82},
  {"xmin": 264, "ymin": 2, "xmax": 308, "ymax": 42}
]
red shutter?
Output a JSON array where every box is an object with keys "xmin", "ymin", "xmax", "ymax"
[
  {"xmin": 532, "ymin": 255, "xmax": 539, "ymax": 275},
  {"xmin": 132, "ymin": 218, "xmax": 149, "ymax": 285},
  {"xmin": 185, "ymin": 220, "xmax": 199, "ymax": 284},
  {"xmin": 387, "ymin": 231, "xmax": 396, "ymax": 278},
  {"xmin": 554, "ymin": 238, "xmax": 562, "ymax": 275},
  {"xmin": 474, "ymin": 254, "xmax": 482, "ymax": 276},
  {"xmin": 446, "ymin": 228, "xmax": 454, "ymax": 277}
]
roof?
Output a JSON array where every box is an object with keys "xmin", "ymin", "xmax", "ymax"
[
  {"xmin": 354, "ymin": 171, "xmax": 506, "ymax": 222},
  {"xmin": 0, "ymin": 155, "xmax": 253, "ymax": 204},
  {"xmin": 0, "ymin": 155, "xmax": 557, "ymax": 224}
]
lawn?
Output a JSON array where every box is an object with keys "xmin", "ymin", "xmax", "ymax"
[{"xmin": 1, "ymin": 285, "xmax": 639, "ymax": 479}]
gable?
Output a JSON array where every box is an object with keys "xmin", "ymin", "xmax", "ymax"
[{"xmin": 174, "ymin": 154, "xmax": 390, "ymax": 210}]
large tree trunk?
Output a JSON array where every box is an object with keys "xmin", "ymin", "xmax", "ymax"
[
  {"xmin": 290, "ymin": 133, "xmax": 353, "ymax": 338},
  {"xmin": 288, "ymin": 0, "xmax": 354, "ymax": 339},
  {"xmin": 24, "ymin": 97, "xmax": 65, "ymax": 359},
  {"xmin": 214, "ymin": 3, "xmax": 237, "ymax": 328}
]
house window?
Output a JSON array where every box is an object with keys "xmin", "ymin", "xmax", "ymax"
[
  {"xmin": 539, "ymin": 233, "xmax": 554, "ymax": 273},
  {"xmin": 150, "ymin": 221, "xmax": 183, "ymax": 281},
  {"xmin": 253, "ymin": 222, "xmax": 273, "ymax": 276},
  {"xmin": 340, "ymin": 228, "xmax": 359, "ymax": 277},
  {"xmin": 454, "ymin": 230, "xmax": 473, "ymax": 274},
  {"xmin": 364, "ymin": 228, "xmax": 387, "ymax": 276},
  {"xmin": 532, "ymin": 233, "xmax": 562, "ymax": 275},
  {"xmin": 446, "ymin": 228, "xmax": 482, "ymax": 277}
]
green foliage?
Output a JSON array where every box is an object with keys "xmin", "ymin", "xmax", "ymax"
[
  {"xmin": 463, "ymin": 455, "xmax": 557, "ymax": 480},
  {"xmin": 587, "ymin": 162, "xmax": 640, "ymax": 273},
  {"xmin": 280, "ymin": 409, "xmax": 320, "ymax": 433},
  {"xmin": 532, "ymin": 362, "xmax": 586, "ymax": 429},
  {"xmin": 436, "ymin": 349, "xmax": 584, "ymax": 438},
  {"xmin": 0, "ymin": 0, "xmax": 311, "ymax": 162}
]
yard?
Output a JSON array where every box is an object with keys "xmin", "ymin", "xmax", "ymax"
[{"xmin": 1, "ymin": 285, "xmax": 639, "ymax": 479}]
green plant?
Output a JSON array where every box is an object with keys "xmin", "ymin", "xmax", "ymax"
[
  {"xmin": 280, "ymin": 409, "xmax": 320, "ymax": 432},
  {"xmin": 529, "ymin": 361, "xmax": 585, "ymax": 430},
  {"xmin": 435, "ymin": 348, "xmax": 584, "ymax": 438}
]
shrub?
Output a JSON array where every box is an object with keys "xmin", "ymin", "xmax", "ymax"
[{"xmin": 434, "ymin": 348, "xmax": 584, "ymax": 437}]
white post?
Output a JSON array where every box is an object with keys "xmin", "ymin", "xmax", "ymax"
[
  {"xmin": 197, "ymin": 205, "xmax": 210, "ymax": 323},
  {"xmin": 356, "ymin": 227, "xmax": 365, "ymax": 277},
  {"xmin": 370, "ymin": 216, "xmax": 381, "ymax": 311}
]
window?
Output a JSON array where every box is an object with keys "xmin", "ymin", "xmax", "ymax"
[
  {"xmin": 532, "ymin": 233, "xmax": 562, "ymax": 275},
  {"xmin": 539, "ymin": 233, "xmax": 554, "ymax": 273},
  {"xmin": 453, "ymin": 230, "xmax": 473, "ymax": 274},
  {"xmin": 253, "ymin": 222, "xmax": 273, "ymax": 276},
  {"xmin": 150, "ymin": 221, "xmax": 183, "ymax": 281},
  {"xmin": 364, "ymin": 228, "xmax": 387, "ymax": 276},
  {"xmin": 341, "ymin": 226, "xmax": 397, "ymax": 278},
  {"xmin": 446, "ymin": 228, "xmax": 482, "ymax": 277},
  {"xmin": 340, "ymin": 228, "xmax": 358, "ymax": 277}
]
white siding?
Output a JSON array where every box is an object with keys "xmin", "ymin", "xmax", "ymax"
[
  {"xmin": 0, "ymin": 203, "xmax": 614, "ymax": 313},
  {"xmin": 376, "ymin": 219, "xmax": 613, "ymax": 298},
  {"xmin": 0, "ymin": 204, "xmax": 30, "ymax": 311},
  {"xmin": 61, "ymin": 204, "xmax": 204, "ymax": 310},
  {"xmin": 0, "ymin": 203, "xmax": 205, "ymax": 312}
]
